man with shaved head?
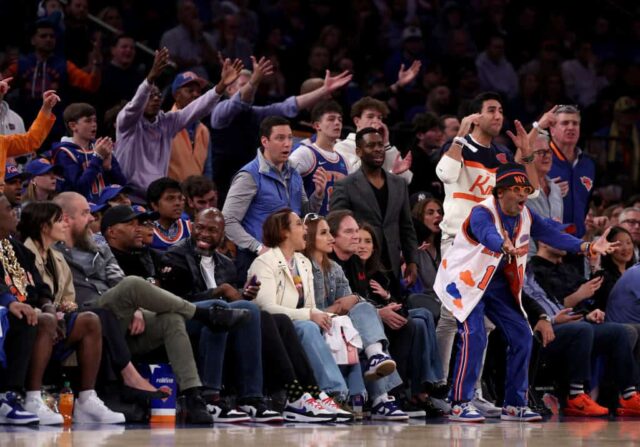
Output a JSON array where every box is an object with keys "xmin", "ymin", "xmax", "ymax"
[
  {"xmin": 52, "ymin": 192, "xmax": 251, "ymax": 424},
  {"xmin": 161, "ymin": 208, "xmax": 284, "ymax": 423}
]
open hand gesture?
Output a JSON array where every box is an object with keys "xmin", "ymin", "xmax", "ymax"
[
  {"xmin": 397, "ymin": 60, "xmax": 421, "ymax": 88},
  {"xmin": 591, "ymin": 227, "xmax": 621, "ymax": 256},
  {"xmin": 323, "ymin": 70, "xmax": 352, "ymax": 93},
  {"xmin": 218, "ymin": 57, "xmax": 244, "ymax": 89},
  {"xmin": 0, "ymin": 77, "xmax": 12, "ymax": 96},
  {"xmin": 506, "ymin": 120, "xmax": 531, "ymax": 154},
  {"xmin": 147, "ymin": 47, "xmax": 170, "ymax": 83},
  {"xmin": 457, "ymin": 113, "xmax": 481, "ymax": 138},
  {"xmin": 249, "ymin": 56, "xmax": 274, "ymax": 86}
]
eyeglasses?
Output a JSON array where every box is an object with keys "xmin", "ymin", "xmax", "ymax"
[
  {"xmin": 621, "ymin": 219, "xmax": 640, "ymax": 227},
  {"xmin": 533, "ymin": 149, "xmax": 552, "ymax": 157},
  {"xmin": 507, "ymin": 185, "xmax": 534, "ymax": 195},
  {"xmin": 303, "ymin": 213, "xmax": 321, "ymax": 225}
]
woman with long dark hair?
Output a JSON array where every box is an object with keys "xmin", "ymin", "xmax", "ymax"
[
  {"xmin": 303, "ymin": 214, "xmax": 409, "ymax": 421},
  {"xmin": 18, "ymin": 201, "xmax": 165, "ymax": 423},
  {"xmin": 594, "ymin": 226, "xmax": 636, "ymax": 311},
  {"xmin": 410, "ymin": 197, "xmax": 443, "ymax": 296}
]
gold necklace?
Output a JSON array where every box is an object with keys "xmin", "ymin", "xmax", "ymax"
[{"xmin": 0, "ymin": 239, "xmax": 28, "ymax": 301}]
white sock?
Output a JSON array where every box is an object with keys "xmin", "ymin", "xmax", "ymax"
[
  {"xmin": 622, "ymin": 387, "xmax": 636, "ymax": 399},
  {"xmin": 364, "ymin": 342, "xmax": 384, "ymax": 358},
  {"xmin": 372, "ymin": 393, "xmax": 389, "ymax": 407},
  {"xmin": 569, "ymin": 384, "xmax": 584, "ymax": 396},
  {"xmin": 78, "ymin": 390, "xmax": 94, "ymax": 403},
  {"xmin": 26, "ymin": 391, "xmax": 42, "ymax": 401}
]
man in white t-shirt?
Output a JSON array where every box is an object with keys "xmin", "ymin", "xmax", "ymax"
[{"xmin": 289, "ymin": 100, "xmax": 350, "ymax": 215}]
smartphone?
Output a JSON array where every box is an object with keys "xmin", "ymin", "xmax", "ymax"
[
  {"xmin": 248, "ymin": 275, "xmax": 258, "ymax": 287},
  {"xmin": 590, "ymin": 270, "xmax": 605, "ymax": 280}
]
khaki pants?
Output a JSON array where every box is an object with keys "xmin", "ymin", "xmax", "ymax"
[{"xmin": 96, "ymin": 276, "xmax": 201, "ymax": 390}]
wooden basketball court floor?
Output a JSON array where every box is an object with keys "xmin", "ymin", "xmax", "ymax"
[{"xmin": 2, "ymin": 417, "xmax": 640, "ymax": 446}]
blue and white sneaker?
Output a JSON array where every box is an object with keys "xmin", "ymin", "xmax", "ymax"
[
  {"xmin": 449, "ymin": 402, "xmax": 485, "ymax": 422},
  {"xmin": 0, "ymin": 392, "xmax": 39, "ymax": 425},
  {"xmin": 364, "ymin": 354, "xmax": 396, "ymax": 381},
  {"xmin": 370, "ymin": 396, "xmax": 409, "ymax": 421},
  {"xmin": 282, "ymin": 393, "xmax": 335, "ymax": 423},
  {"xmin": 501, "ymin": 405, "xmax": 542, "ymax": 422}
]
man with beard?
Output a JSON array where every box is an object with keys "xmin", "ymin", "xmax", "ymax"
[
  {"xmin": 52, "ymin": 192, "xmax": 251, "ymax": 424},
  {"xmin": 160, "ymin": 208, "xmax": 285, "ymax": 422},
  {"xmin": 147, "ymin": 177, "xmax": 191, "ymax": 252},
  {"xmin": 408, "ymin": 113, "xmax": 444, "ymax": 197}
]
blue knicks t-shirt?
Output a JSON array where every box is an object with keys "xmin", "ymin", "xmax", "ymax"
[{"xmin": 300, "ymin": 144, "xmax": 349, "ymax": 215}]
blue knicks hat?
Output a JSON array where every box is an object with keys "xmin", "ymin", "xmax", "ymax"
[
  {"xmin": 5, "ymin": 164, "xmax": 31, "ymax": 182},
  {"xmin": 495, "ymin": 163, "xmax": 532, "ymax": 189},
  {"xmin": 24, "ymin": 158, "xmax": 63, "ymax": 177},
  {"xmin": 171, "ymin": 71, "xmax": 207, "ymax": 95},
  {"xmin": 98, "ymin": 184, "xmax": 131, "ymax": 205}
]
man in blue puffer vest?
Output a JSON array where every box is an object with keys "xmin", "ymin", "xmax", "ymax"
[{"xmin": 222, "ymin": 116, "xmax": 324, "ymax": 279}]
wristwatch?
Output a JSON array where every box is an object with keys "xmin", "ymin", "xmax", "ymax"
[
  {"xmin": 532, "ymin": 121, "xmax": 549, "ymax": 136},
  {"xmin": 539, "ymin": 313, "xmax": 552, "ymax": 323}
]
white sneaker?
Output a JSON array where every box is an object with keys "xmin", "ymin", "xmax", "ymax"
[
  {"xmin": 471, "ymin": 390, "xmax": 501, "ymax": 418},
  {"xmin": 283, "ymin": 393, "xmax": 335, "ymax": 423},
  {"xmin": 73, "ymin": 391, "xmax": 125, "ymax": 424},
  {"xmin": 24, "ymin": 396, "xmax": 63, "ymax": 425},
  {"xmin": 316, "ymin": 392, "xmax": 354, "ymax": 422}
]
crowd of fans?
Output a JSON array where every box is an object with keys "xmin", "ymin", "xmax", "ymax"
[{"xmin": 0, "ymin": 0, "xmax": 639, "ymax": 426}]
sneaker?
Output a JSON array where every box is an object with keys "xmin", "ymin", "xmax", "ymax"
[
  {"xmin": 430, "ymin": 397, "xmax": 452, "ymax": 414},
  {"xmin": 449, "ymin": 402, "xmax": 485, "ymax": 423},
  {"xmin": 500, "ymin": 405, "xmax": 543, "ymax": 422},
  {"xmin": 420, "ymin": 397, "xmax": 446, "ymax": 418},
  {"xmin": 205, "ymin": 305, "xmax": 252, "ymax": 333},
  {"xmin": 72, "ymin": 391, "xmax": 125, "ymax": 424},
  {"xmin": 363, "ymin": 354, "xmax": 396, "ymax": 381},
  {"xmin": 0, "ymin": 392, "xmax": 39, "ymax": 425},
  {"xmin": 317, "ymin": 392, "xmax": 354, "ymax": 422},
  {"xmin": 471, "ymin": 390, "xmax": 502, "ymax": 418},
  {"xmin": 617, "ymin": 392, "xmax": 640, "ymax": 417},
  {"xmin": 370, "ymin": 396, "xmax": 409, "ymax": 421},
  {"xmin": 564, "ymin": 393, "xmax": 608, "ymax": 417},
  {"xmin": 238, "ymin": 398, "xmax": 284, "ymax": 423},
  {"xmin": 181, "ymin": 393, "xmax": 213, "ymax": 425},
  {"xmin": 206, "ymin": 402, "xmax": 251, "ymax": 423},
  {"xmin": 24, "ymin": 396, "xmax": 63, "ymax": 425},
  {"xmin": 401, "ymin": 399, "xmax": 426, "ymax": 418},
  {"xmin": 282, "ymin": 393, "xmax": 335, "ymax": 423}
]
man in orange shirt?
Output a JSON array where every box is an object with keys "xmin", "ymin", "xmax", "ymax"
[{"xmin": 0, "ymin": 77, "xmax": 59, "ymax": 189}]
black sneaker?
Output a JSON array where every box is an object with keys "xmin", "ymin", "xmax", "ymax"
[
  {"xmin": 238, "ymin": 398, "xmax": 284, "ymax": 423},
  {"xmin": 182, "ymin": 393, "xmax": 213, "ymax": 425},
  {"xmin": 207, "ymin": 401, "xmax": 251, "ymax": 423},
  {"xmin": 401, "ymin": 399, "xmax": 426, "ymax": 418},
  {"xmin": 205, "ymin": 305, "xmax": 251, "ymax": 333}
]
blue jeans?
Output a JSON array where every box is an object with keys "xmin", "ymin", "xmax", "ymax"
[
  {"xmin": 186, "ymin": 299, "xmax": 263, "ymax": 399},
  {"xmin": 348, "ymin": 301, "xmax": 403, "ymax": 399},
  {"xmin": 409, "ymin": 308, "xmax": 445, "ymax": 395},
  {"xmin": 293, "ymin": 320, "xmax": 349, "ymax": 399}
]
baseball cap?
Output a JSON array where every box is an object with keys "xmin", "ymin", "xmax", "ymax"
[
  {"xmin": 132, "ymin": 204, "xmax": 159, "ymax": 223},
  {"xmin": 100, "ymin": 205, "xmax": 139, "ymax": 234},
  {"xmin": 4, "ymin": 163, "xmax": 31, "ymax": 182},
  {"xmin": 24, "ymin": 158, "xmax": 63, "ymax": 177},
  {"xmin": 97, "ymin": 184, "xmax": 131, "ymax": 206},
  {"xmin": 171, "ymin": 71, "xmax": 208, "ymax": 96},
  {"xmin": 89, "ymin": 202, "xmax": 108, "ymax": 214}
]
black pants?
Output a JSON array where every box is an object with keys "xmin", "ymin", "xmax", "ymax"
[
  {"xmin": 385, "ymin": 316, "xmax": 417, "ymax": 393},
  {"xmin": 542, "ymin": 321, "xmax": 635, "ymax": 390},
  {"xmin": 261, "ymin": 312, "xmax": 317, "ymax": 392},
  {"xmin": 0, "ymin": 314, "xmax": 37, "ymax": 391}
]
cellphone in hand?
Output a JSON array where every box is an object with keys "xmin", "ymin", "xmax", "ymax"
[{"xmin": 248, "ymin": 275, "xmax": 259, "ymax": 287}]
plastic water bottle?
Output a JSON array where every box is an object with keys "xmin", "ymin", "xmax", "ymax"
[
  {"xmin": 350, "ymin": 394, "xmax": 364, "ymax": 420},
  {"xmin": 59, "ymin": 382, "xmax": 74, "ymax": 425}
]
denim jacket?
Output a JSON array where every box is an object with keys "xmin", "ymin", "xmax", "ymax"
[{"xmin": 310, "ymin": 259, "xmax": 352, "ymax": 310}]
